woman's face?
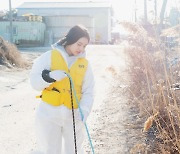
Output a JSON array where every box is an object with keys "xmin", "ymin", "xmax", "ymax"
[{"xmin": 66, "ymin": 37, "xmax": 89, "ymax": 56}]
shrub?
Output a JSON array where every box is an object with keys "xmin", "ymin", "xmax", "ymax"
[
  {"xmin": 0, "ymin": 36, "xmax": 27, "ymax": 68},
  {"xmin": 122, "ymin": 22, "xmax": 180, "ymax": 153}
]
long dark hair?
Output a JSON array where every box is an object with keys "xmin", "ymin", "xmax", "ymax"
[{"xmin": 57, "ymin": 25, "xmax": 90, "ymax": 47}]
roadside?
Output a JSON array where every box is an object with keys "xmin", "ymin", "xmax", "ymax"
[{"xmin": 85, "ymin": 45, "xmax": 144, "ymax": 153}]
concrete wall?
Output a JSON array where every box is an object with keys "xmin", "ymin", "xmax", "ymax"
[{"xmin": 0, "ymin": 21, "xmax": 46, "ymax": 46}]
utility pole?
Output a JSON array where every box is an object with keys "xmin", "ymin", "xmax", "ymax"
[
  {"xmin": 159, "ymin": 0, "xmax": 168, "ymax": 33},
  {"xmin": 9, "ymin": 0, "xmax": 13, "ymax": 43}
]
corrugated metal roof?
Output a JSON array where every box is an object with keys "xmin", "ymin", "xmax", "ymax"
[{"xmin": 17, "ymin": 2, "xmax": 111, "ymax": 9}]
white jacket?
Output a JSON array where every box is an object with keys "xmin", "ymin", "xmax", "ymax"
[{"xmin": 30, "ymin": 44, "xmax": 95, "ymax": 118}]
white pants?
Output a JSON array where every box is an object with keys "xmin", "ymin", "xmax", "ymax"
[{"xmin": 35, "ymin": 102, "xmax": 85, "ymax": 154}]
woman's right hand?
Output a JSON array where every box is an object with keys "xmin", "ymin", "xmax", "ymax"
[{"xmin": 49, "ymin": 70, "xmax": 67, "ymax": 81}]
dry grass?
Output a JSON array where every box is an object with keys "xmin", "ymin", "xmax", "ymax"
[
  {"xmin": 144, "ymin": 112, "xmax": 159, "ymax": 132},
  {"xmin": 122, "ymin": 22, "xmax": 180, "ymax": 153},
  {"xmin": 0, "ymin": 37, "xmax": 27, "ymax": 68},
  {"xmin": 161, "ymin": 25, "xmax": 180, "ymax": 38}
]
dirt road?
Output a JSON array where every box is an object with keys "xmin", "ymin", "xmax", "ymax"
[{"xmin": 0, "ymin": 45, "xmax": 138, "ymax": 154}]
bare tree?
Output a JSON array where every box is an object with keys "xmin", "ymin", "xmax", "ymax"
[
  {"xmin": 154, "ymin": 0, "xmax": 157, "ymax": 23},
  {"xmin": 159, "ymin": 0, "xmax": 168, "ymax": 32},
  {"xmin": 144, "ymin": 0, "xmax": 148, "ymax": 23}
]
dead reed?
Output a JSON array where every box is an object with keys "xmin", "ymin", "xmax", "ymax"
[
  {"xmin": 122, "ymin": 22, "xmax": 180, "ymax": 153},
  {"xmin": 0, "ymin": 36, "xmax": 27, "ymax": 68}
]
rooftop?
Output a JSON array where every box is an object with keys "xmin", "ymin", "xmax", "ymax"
[{"xmin": 17, "ymin": 2, "xmax": 111, "ymax": 9}]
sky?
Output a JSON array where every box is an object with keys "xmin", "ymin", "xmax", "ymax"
[{"xmin": 0, "ymin": 0, "xmax": 179, "ymax": 22}]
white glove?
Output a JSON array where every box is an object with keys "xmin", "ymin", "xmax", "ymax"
[{"xmin": 49, "ymin": 70, "xmax": 67, "ymax": 81}]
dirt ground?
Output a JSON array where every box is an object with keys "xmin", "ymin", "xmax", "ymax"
[{"xmin": 0, "ymin": 45, "xmax": 143, "ymax": 154}]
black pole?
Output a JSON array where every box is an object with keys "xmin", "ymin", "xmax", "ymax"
[{"xmin": 69, "ymin": 77, "xmax": 78, "ymax": 154}]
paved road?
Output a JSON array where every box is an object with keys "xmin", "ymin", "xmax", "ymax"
[{"xmin": 0, "ymin": 45, "xmax": 132, "ymax": 154}]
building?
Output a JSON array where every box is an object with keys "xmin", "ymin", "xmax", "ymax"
[{"xmin": 17, "ymin": 1, "xmax": 112, "ymax": 45}]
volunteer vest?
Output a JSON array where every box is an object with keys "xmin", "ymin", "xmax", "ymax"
[{"xmin": 39, "ymin": 49, "xmax": 88, "ymax": 109}]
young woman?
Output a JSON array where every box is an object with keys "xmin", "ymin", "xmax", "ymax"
[{"xmin": 30, "ymin": 25, "xmax": 95, "ymax": 154}]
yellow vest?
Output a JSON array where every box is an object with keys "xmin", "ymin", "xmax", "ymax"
[{"xmin": 38, "ymin": 49, "xmax": 88, "ymax": 109}]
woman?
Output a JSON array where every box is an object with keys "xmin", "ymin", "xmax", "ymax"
[{"xmin": 30, "ymin": 25, "xmax": 95, "ymax": 154}]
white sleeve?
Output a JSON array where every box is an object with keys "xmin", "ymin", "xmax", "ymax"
[
  {"xmin": 29, "ymin": 51, "xmax": 51, "ymax": 91},
  {"xmin": 79, "ymin": 63, "xmax": 95, "ymax": 115}
]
